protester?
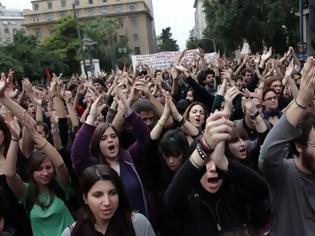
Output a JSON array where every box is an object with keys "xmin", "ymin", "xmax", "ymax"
[
  {"xmin": 61, "ymin": 165, "xmax": 155, "ymax": 236},
  {"xmin": 260, "ymin": 57, "xmax": 315, "ymax": 236}
]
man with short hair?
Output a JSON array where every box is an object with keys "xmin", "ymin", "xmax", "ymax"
[
  {"xmin": 132, "ymin": 99, "xmax": 157, "ymax": 130},
  {"xmin": 260, "ymin": 57, "xmax": 315, "ymax": 236}
]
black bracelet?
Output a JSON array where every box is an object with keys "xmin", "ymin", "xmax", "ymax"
[
  {"xmin": 294, "ymin": 99, "xmax": 307, "ymax": 110},
  {"xmin": 196, "ymin": 143, "xmax": 208, "ymax": 161}
]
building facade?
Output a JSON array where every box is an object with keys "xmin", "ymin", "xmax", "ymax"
[
  {"xmin": 0, "ymin": 3, "xmax": 24, "ymax": 45},
  {"xmin": 23, "ymin": 0, "xmax": 156, "ymax": 54},
  {"xmin": 192, "ymin": 0, "xmax": 206, "ymax": 39}
]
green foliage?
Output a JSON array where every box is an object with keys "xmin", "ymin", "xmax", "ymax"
[
  {"xmin": 0, "ymin": 15, "xmax": 131, "ymax": 80},
  {"xmin": 186, "ymin": 37, "xmax": 214, "ymax": 52},
  {"xmin": 158, "ymin": 27, "xmax": 179, "ymax": 51},
  {"xmin": 40, "ymin": 16, "xmax": 81, "ymax": 73},
  {"xmin": 203, "ymin": 0, "xmax": 299, "ymax": 53},
  {"xmin": 84, "ymin": 17, "xmax": 131, "ymax": 70},
  {"xmin": 0, "ymin": 30, "xmax": 68, "ymax": 81}
]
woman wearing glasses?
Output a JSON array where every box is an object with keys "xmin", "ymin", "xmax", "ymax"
[{"xmin": 262, "ymin": 88, "xmax": 282, "ymax": 126}]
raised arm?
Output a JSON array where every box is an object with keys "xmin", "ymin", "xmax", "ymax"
[
  {"xmin": 71, "ymin": 95, "xmax": 106, "ymax": 173},
  {"xmin": 5, "ymin": 117, "xmax": 24, "ymax": 199},
  {"xmin": 259, "ymin": 57, "xmax": 315, "ymax": 183}
]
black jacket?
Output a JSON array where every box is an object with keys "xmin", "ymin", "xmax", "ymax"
[{"xmin": 163, "ymin": 158, "xmax": 269, "ymax": 236}]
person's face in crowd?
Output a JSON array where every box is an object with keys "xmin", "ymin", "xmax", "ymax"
[
  {"xmin": 283, "ymin": 86, "xmax": 290, "ymax": 98},
  {"xmin": 249, "ymin": 97, "xmax": 263, "ymax": 115},
  {"xmin": 300, "ymin": 129, "xmax": 315, "ymax": 174},
  {"xmin": 33, "ymin": 158, "xmax": 55, "ymax": 186},
  {"xmin": 236, "ymin": 78, "xmax": 243, "ymax": 90},
  {"xmin": 84, "ymin": 180, "xmax": 119, "ymax": 224},
  {"xmin": 263, "ymin": 91, "xmax": 278, "ymax": 111},
  {"xmin": 228, "ymin": 137, "xmax": 247, "ymax": 160},
  {"xmin": 270, "ymin": 80, "xmax": 283, "ymax": 97},
  {"xmin": 200, "ymin": 160, "xmax": 223, "ymax": 193},
  {"xmin": 27, "ymin": 103, "xmax": 36, "ymax": 118},
  {"xmin": 0, "ymin": 129, "xmax": 4, "ymax": 147},
  {"xmin": 205, "ymin": 74, "xmax": 215, "ymax": 87},
  {"xmin": 93, "ymin": 82, "xmax": 104, "ymax": 94},
  {"xmin": 163, "ymin": 153, "xmax": 184, "ymax": 172},
  {"xmin": 242, "ymin": 72, "xmax": 252, "ymax": 85},
  {"xmin": 36, "ymin": 125, "xmax": 46, "ymax": 138},
  {"xmin": 100, "ymin": 127, "xmax": 119, "ymax": 160},
  {"xmin": 188, "ymin": 104, "xmax": 205, "ymax": 128},
  {"xmin": 139, "ymin": 111, "xmax": 156, "ymax": 130},
  {"xmin": 186, "ymin": 91, "xmax": 194, "ymax": 102}
]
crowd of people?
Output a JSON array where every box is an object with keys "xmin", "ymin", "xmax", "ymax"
[{"xmin": 0, "ymin": 46, "xmax": 314, "ymax": 236}]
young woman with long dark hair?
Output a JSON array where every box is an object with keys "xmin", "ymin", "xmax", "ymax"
[{"xmin": 62, "ymin": 165, "xmax": 155, "ymax": 236}]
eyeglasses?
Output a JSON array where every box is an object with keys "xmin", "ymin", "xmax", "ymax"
[
  {"xmin": 307, "ymin": 141, "xmax": 315, "ymax": 148},
  {"xmin": 264, "ymin": 96, "xmax": 277, "ymax": 102}
]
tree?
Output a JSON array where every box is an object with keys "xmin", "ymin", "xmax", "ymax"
[
  {"xmin": 0, "ymin": 30, "xmax": 67, "ymax": 81},
  {"xmin": 186, "ymin": 37, "xmax": 214, "ymax": 52},
  {"xmin": 203, "ymin": 0, "xmax": 299, "ymax": 54},
  {"xmin": 84, "ymin": 17, "xmax": 131, "ymax": 70},
  {"xmin": 40, "ymin": 16, "xmax": 81, "ymax": 73},
  {"xmin": 158, "ymin": 27, "xmax": 179, "ymax": 51}
]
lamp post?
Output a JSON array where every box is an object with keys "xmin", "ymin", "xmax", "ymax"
[
  {"xmin": 72, "ymin": 0, "xmax": 88, "ymax": 76},
  {"xmin": 82, "ymin": 35, "xmax": 97, "ymax": 77}
]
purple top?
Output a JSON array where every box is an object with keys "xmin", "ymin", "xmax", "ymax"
[{"xmin": 71, "ymin": 111, "xmax": 150, "ymax": 216}]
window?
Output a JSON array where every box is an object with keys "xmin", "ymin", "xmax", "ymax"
[
  {"xmin": 5, "ymin": 38, "xmax": 10, "ymax": 44},
  {"xmin": 134, "ymin": 46, "xmax": 140, "ymax": 55},
  {"xmin": 117, "ymin": 17, "xmax": 123, "ymax": 28},
  {"xmin": 13, "ymin": 29, "xmax": 17, "ymax": 34},
  {"xmin": 74, "ymin": 0, "xmax": 80, "ymax": 6},
  {"xmin": 4, "ymin": 28, "xmax": 9, "ymax": 34},
  {"xmin": 128, "ymin": 4, "xmax": 136, "ymax": 11},
  {"xmin": 0, "ymin": 38, "xmax": 2, "ymax": 43},
  {"xmin": 100, "ymin": 6, "xmax": 108, "ymax": 15},
  {"xmin": 76, "ymin": 10, "xmax": 80, "ymax": 16},
  {"xmin": 133, "ymin": 33, "xmax": 139, "ymax": 42},
  {"xmin": 61, "ymin": 0, "xmax": 66, "ymax": 8},
  {"xmin": 33, "ymin": 15, "xmax": 40, "ymax": 22},
  {"xmin": 88, "ymin": 0, "xmax": 93, "ymax": 4},
  {"xmin": 33, "ymin": 3, "xmax": 39, "ymax": 11},
  {"xmin": 35, "ymin": 27, "xmax": 41, "ymax": 38},
  {"xmin": 130, "ymin": 16, "xmax": 137, "ymax": 27},
  {"xmin": 102, "ymin": 0, "xmax": 107, "ymax": 2},
  {"xmin": 45, "ymin": 13, "xmax": 53, "ymax": 21},
  {"xmin": 113, "ymin": 5, "xmax": 121, "ymax": 13},
  {"xmin": 47, "ymin": 1, "xmax": 52, "ymax": 9},
  {"xmin": 87, "ymin": 8, "xmax": 94, "ymax": 16}
]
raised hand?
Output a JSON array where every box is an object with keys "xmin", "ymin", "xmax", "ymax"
[
  {"xmin": 115, "ymin": 89, "xmax": 132, "ymax": 116},
  {"xmin": 0, "ymin": 72, "xmax": 9, "ymax": 98},
  {"xmin": 7, "ymin": 116, "xmax": 21, "ymax": 140},
  {"xmin": 89, "ymin": 94, "xmax": 106, "ymax": 120},
  {"xmin": 285, "ymin": 59, "xmax": 295, "ymax": 78},
  {"xmin": 261, "ymin": 47, "xmax": 272, "ymax": 62},
  {"xmin": 224, "ymin": 87, "xmax": 240, "ymax": 114},
  {"xmin": 203, "ymin": 111, "xmax": 234, "ymax": 149},
  {"xmin": 296, "ymin": 57, "xmax": 315, "ymax": 107}
]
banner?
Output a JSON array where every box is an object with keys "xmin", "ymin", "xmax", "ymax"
[{"xmin": 131, "ymin": 49, "xmax": 218, "ymax": 71}]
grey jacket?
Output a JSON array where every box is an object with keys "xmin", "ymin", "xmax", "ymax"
[{"xmin": 260, "ymin": 115, "xmax": 315, "ymax": 236}]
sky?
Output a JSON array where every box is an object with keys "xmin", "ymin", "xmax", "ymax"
[{"xmin": 0, "ymin": 0, "xmax": 195, "ymax": 49}]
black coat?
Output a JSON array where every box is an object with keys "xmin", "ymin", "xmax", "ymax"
[{"xmin": 163, "ymin": 159, "xmax": 269, "ymax": 236}]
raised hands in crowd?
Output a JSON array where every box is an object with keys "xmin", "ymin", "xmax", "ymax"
[{"xmin": 0, "ymin": 45, "xmax": 315, "ymax": 236}]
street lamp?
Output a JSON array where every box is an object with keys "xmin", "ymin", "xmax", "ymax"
[{"xmin": 82, "ymin": 35, "xmax": 97, "ymax": 77}]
